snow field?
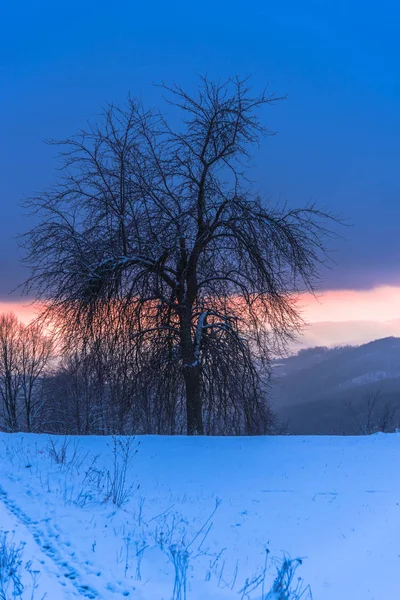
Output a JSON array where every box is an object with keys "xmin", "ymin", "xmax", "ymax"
[{"xmin": 0, "ymin": 433, "xmax": 398, "ymax": 599}]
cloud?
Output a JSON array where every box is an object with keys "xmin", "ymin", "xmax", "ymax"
[
  {"xmin": 293, "ymin": 319, "xmax": 400, "ymax": 351},
  {"xmin": 292, "ymin": 286, "xmax": 400, "ymax": 350},
  {"xmin": 298, "ymin": 286, "xmax": 400, "ymax": 323},
  {"xmin": 0, "ymin": 302, "xmax": 38, "ymax": 325}
]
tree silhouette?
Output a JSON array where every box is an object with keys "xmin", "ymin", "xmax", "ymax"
[{"xmin": 23, "ymin": 77, "xmax": 337, "ymax": 435}]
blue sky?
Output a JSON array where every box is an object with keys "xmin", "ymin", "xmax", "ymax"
[{"xmin": 1, "ymin": 0, "xmax": 400, "ymax": 298}]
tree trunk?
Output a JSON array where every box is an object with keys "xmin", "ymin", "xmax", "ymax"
[
  {"xmin": 180, "ymin": 307, "xmax": 204, "ymax": 435},
  {"xmin": 183, "ymin": 364, "xmax": 203, "ymax": 435}
]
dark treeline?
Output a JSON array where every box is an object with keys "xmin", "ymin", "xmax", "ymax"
[{"xmin": 0, "ymin": 310, "xmax": 276, "ymax": 435}]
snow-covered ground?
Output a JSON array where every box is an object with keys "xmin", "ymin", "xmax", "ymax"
[{"xmin": 0, "ymin": 433, "xmax": 398, "ymax": 599}]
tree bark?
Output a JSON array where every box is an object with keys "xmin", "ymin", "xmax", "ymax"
[
  {"xmin": 180, "ymin": 307, "xmax": 204, "ymax": 435},
  {"xmin": 183, "ymin": 363, "xmax": 203, "ymax": 435}
]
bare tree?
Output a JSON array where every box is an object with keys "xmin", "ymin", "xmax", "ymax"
[
  {"xmin": 0, "ymin": 314, "xmax": 23, "ymax": 431},
  {"xmin": 0, "ymin": 314, "xmax": 52, "ymax": 432},
  {"xmin": 22, "ymin": 77, "xmax": 338, "ymax": 435},
  {"xmin": 345, "ymin": 390, "xmax": 398, "ymax": 435},
  {"xmin": 20, "ymin": 322, "xmax": 53, "ymax": 432}
]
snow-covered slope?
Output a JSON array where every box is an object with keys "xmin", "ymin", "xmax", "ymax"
[{"xmin": 0, "ymin": 433, "xmax": 398, "ymax": 599}]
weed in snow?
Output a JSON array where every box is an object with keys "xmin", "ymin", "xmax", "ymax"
[
  {"xmin": 149, "ymin": 502, "xmax": 312, "ymax": 600},
  {"xmin": 46, "ymin": 437, "xmax": 86, "ymax": 474},
  {"xmin": 46, "ymin": 436, "xmax": 139, "ymax": 509},
  {"xmin": 265, "ymin": 555, "xmax": 312, "ymax": 600},
  {"xmin": 0, "ymin": 531, "xmax": 44, "ymax": 600},
  {"xmin": 0, "ymin": 532, "xmax": 24, "ymax": 599},
  {"xmin": 104, "ymin": 437, "xmax": 139, "ymax": 507},
  {"xmin": 239, "ymin": 550, "xmax": 312, "ymax": 600},
  {"xmin": 151, "ymin": 498, "xmax": 223, "ymax": 600}
]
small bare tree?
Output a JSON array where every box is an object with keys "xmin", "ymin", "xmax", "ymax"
[
  {"xmin": 20, "ymin": 322, "xmax": 53, "ymax": 432},
  {"xmin": 0, "ymin": 314, "xmax": 23, "ymax": 431},
  {"xmin": 22, "ymin": 77, "xmax": 338, "ymax": 435},
  {"xmin": 0, "ymin": 313, "xmax": 52, "ymax": 432},
  {"xmin": 345, "ymin": 390, "xmax": 397, "ymax": 435}
]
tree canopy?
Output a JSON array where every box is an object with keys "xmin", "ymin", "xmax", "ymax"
[{"xmin": 23, "ymin": 77, "xmax": 337, "ymax": 435}]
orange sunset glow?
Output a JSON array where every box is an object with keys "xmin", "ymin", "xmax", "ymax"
[
  {"xmin": 0, "ymin": 302, "xmax": 38, "ymax": 325},
  {"xmin": 293, "ymin": 286, "xmax": 400, "ymax": 350},
  {"xmin": 300, "ymin": 286, "xmax": 400, "ymax": 323},
  {"xmin": 5, "ymin": 286, "xmax": 400, "ymax": 352}
]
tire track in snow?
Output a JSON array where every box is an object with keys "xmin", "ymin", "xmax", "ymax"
[{"xmin": 0, "ymin": 483, "xmax": 102, "ymax": 599}]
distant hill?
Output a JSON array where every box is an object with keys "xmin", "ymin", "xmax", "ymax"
[{"xmin": 270, "ymin": 337, "xmax": 400, "ymax": 434}]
